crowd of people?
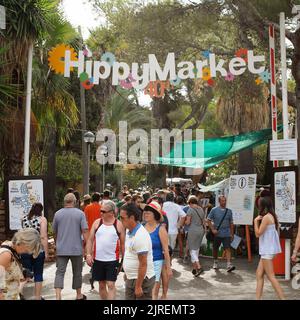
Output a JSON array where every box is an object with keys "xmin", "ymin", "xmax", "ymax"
[{"xmin": 0, "ymin": 183, "xmax": 299, "ymax": 300}]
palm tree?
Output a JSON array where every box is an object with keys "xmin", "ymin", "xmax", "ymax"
[
  {"xmin": 0, "ymin": 0, "xmax": 55, "ymax": 177},
  {"xmin": 216, "ymin": 73, "xmax": 270, "ymax": 174},
  {"xmin": 104, "ymin": 88, "xmax": 153, "ymax": 132}
]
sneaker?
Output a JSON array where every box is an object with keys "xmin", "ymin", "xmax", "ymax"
[
  {"xmin": 192, "ymin": 269, "xmax": 197, "ymax": 275},
  {"xmin": 227, "ymin": 265, "xmax": 236, "ymax": 272},
  {"xmin": 212, "ymin": 262, "xmax": 218, "ymax": 270}
]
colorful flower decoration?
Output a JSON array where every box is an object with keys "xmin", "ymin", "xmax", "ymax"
[
  {"xmin": 120, "ymin": 73, "xmax": 136, "ymax": 89},
  {"xmin": 202, "ymin": 67, "xmax": 211, "ymax": 81},
  {"xmin": 255, "ymin": 78, "xmax": 263, "ymax": 85},
  {"xmin": 48, "ymin": 44, "xmax": 77, "ymax": 74},
  {"xmin": 235, "ymin": 48, "xmax": 248, "ymax": 62},
  {"xmin": 207, "ymin": 78, "xmax": 215, "ymax": 87},
  {"xmin": 80, "ymin": 72, "xmax": 94, "ymax": 90},
  {"xmin": 170, "ymin": 76, "xmax": 182, "ymax": 87},
  {"xmin": 83, "ymin": 47, "xmax": 91, "ymax": 57},
  {"xmin": 101, "ymin": 52, "xmax": 116, "ymax": 66},
  {"xmin": 259, "ymin": 70, "xmax": 271, "ymax": 83},
  {"xmin": 225, "ymin": 72, "xmax": 235, "ymax": 81},
  {"xmin": 202, "ymin": 50, "xmax": 211, "ymax": 59}
]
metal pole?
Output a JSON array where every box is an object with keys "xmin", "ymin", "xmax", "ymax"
[
  {"xmin": 103, "ymin": 162, "xmax": 105, "ymax": 192},
  {"xmin": 280, "ymin": 13, "xmax": 290, "ymax": 153},
  {"xmin": 280, "ymin": 12, "xmax": 291, "ymax": 281},
  {"xmin": 269, "ymin": 24, "xmax": 278, "ymax": 168},
  {"xmin": 79, "ymin": 27, "xmax": 88, "ymax": 195},
  {"xmin": 24, "ymin": 43, "xmax": 33, "ymax": 176},
  {"xmin": 145, "ymin": 165, "xmax": 148, "ymax": 187},
  {"xmin": 87, "ymin": 143, "xmax": 90, "ymax": 195},
  {"xmin": 120, "ymin": 166, "xmax": 123, "ymax": 191}
]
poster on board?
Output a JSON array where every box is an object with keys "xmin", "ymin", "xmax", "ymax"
[
  {"xmin": 6, "ymin": 177, "xmax": 45, "ymax": 230},
  {"xmin": 227, "ymin": 174, "xmax": 257, "ymax": 225},
  {"xmin": 274, "ymin": 170, "xmax": 296, "ymax": 223}
]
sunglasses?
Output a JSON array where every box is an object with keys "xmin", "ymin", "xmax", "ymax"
[{"xmin": 101, "ymin": 209, "xmax": 112, "ymax": 213}]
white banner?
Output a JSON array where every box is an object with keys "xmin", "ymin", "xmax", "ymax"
[
  {"xmin": 227, "ymin": 174, "xmax": 257, "ymax": 225},
  {"xmin": 270, "ymin": 139, "xmax": 298, "ymax": 161},
  {"xmin": 274, "ymin": 171, "xmax": 296, "ymax": 223},
  {"xmin": 8, "ymin": 179, "xmax": 44, "ymax": 230}
]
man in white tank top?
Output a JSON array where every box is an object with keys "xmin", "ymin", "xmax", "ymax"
[{"xmin": 86, "ymin": 201, "xmax": 125, "ymax": 300}]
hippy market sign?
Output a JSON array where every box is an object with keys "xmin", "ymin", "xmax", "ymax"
[{"xmin": 48, "ymin": 44, "xmax": 269, "ymax": 97}]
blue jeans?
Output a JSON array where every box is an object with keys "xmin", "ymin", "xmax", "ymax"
[{"xmin": 21, "ymin": 251, "xmax": 45, "ymax": 282}]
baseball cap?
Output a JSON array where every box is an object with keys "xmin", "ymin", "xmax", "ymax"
[{"xmin": 83, "ymin": 194, "xmax": 91, "ymax": 201}]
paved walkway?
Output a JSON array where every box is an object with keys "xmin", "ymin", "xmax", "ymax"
[{"xmin": 23, "ymin": 255, "xmax": 300, "ymax": 300}]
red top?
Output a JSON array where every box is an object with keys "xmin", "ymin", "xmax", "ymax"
[{"xmin": 84, "ymin": 202, "xmax": 102, "ymax": 230}]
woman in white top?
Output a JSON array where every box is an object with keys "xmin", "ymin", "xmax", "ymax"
[{"xmin": 254, "ymin": 197, "xmax": 285, "ymax": 300}]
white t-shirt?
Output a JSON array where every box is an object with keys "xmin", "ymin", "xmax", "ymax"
[
  {"xmin": 163, "ymin": 201, "xmax": 186, "ymax": 235},
  {"xmin": 123, "ymin": 224, "xmax": 155, "ymax": 280}
]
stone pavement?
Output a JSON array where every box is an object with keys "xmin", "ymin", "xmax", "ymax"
[{"xmin": 23, "ymin": 255, "xmax": 300, "ymax": 300}]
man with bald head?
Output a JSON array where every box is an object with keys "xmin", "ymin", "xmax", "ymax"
[
  {"xmin": 86, "ymin": 200, "xmax": 125, "ymax": 300},
  {"xmin": 207, "ymin": 195, "xmax": 235, "ymax": 272},
  {"xmin": 52, "ymin": 193, "xmax": 89, "ymax": 300}
]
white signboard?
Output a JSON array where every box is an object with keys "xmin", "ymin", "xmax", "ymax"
[
  {"xmin": 274, "ymin": 171, "xmax": 296, "ymax": 223},
  {"xmin": 270, "ymin": 139, "xmax": 298, "ymax": 161},
  {"xmin": 8, "ymin": 179, "xmax": 44, "ymax": 230},
  {"xmin": 0, "ymin": 6, "xmax": 5, "ymax": 30},
  {"xmin": 227, "ymin": 174, "xmax": 257, "ymax": 225}
]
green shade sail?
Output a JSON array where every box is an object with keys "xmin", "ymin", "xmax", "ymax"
[{"xmin": 159, "ymin": 126, "xmax": 283, "ymax": 169}]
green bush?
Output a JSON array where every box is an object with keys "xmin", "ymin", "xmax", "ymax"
[{"xmin": 56, "ymin": 152, "xmax": 83, "ymax": 183}]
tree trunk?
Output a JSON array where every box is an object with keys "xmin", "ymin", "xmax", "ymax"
[
  {"xmin": 238, "ymin": 148, "xmax": 254, "ymax": 174},
  {"xmin": 46, "ymin": 128, "xmax": 56, "ymax": 221}
]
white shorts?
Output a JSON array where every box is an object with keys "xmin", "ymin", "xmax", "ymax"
[
  {"xmin": 261, "ymin": 254, "xmax": 275, "ymax": 260},
  {"xmin": 168, "ymin": 234, "xmax": 177, "ymax": 250}
]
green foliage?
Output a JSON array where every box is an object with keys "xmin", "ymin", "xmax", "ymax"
[
  {"xmin": 56, "ymin": 152, "xmax": 83, "ymax": 183},
  {"xmin": 104, "ymin": 88, "xmax": 153, "ymax": 132},
  {"xmin": 200, "ymin": 101, "xmax": 225, "ymax": 138},
  {"xmin": 206, "ymin": 155, "xmax": 238, "ymax": 185}
]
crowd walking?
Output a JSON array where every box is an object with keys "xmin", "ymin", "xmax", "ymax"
[{"xmin": 0, "ymin": 185, "xmax": 299, "ymax": 300}]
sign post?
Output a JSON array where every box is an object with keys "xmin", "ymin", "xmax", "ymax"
[
  {"xmin": 280, "ymin": 12, "xmax": 293, "ymax": 281},
  {"xmin": 227, "ymin": 174, "xmax": 257, "ymax": 262}
]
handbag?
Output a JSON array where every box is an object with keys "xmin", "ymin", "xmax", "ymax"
[{"xmin": 206, "ymin": 209, "xmax": 228, "ymax": 242}]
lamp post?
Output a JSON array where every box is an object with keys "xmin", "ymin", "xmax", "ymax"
[
  {"xmin": 119, "ymin": 152, "xmax": 126, "ymax": 191},
  {"xmin": 100, "ymin": 144, "xmax": 108, "ymax": 192},
  {"xmin": 83, "ymin": 131, "xmax": 95, "ymax": 195}
]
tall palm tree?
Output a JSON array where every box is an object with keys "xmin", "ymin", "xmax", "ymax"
[
  {"xmin": 0, "ymin": 0, "xmax": 55, "ymax": 177},
  {"xmin": 216, "ymin": 73, "xmax": 270, "ymax": 174}
]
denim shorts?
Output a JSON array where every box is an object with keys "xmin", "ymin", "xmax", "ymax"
[
  {"xmin": 21, "ymin": 251, "xmax": 45, "ymax": 282},
  {"xmin": 153, "ymin": 260, "xmax": 164, "ymax": 282}
]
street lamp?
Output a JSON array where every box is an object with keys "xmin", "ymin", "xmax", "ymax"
[
  {"xmin": 100, "ymin": 144, "xmax": 108, "ymax": 192},
  {"xmin": 83, "ymin": 131, "xmax": 95, "ymax": 195},
  {"xmin": 119, "ymin": 152, "xmax": 126, "ymax": 191}
]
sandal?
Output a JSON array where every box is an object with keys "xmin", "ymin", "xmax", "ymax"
[{"xmin": 195, "ymin": 268, "xmax": 204, "ymax": 277}]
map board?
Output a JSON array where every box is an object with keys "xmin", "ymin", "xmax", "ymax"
[
  {"xmin": 227, "ymin": 174, "xmax": 257, "ymax": 225},
  {"xmin": 274, "ymin": 170, "xmax": 296, "ymax": 223},
  {"xmin": 7, "ymin": 177, "xmax": 44, "ymax": 230}
]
